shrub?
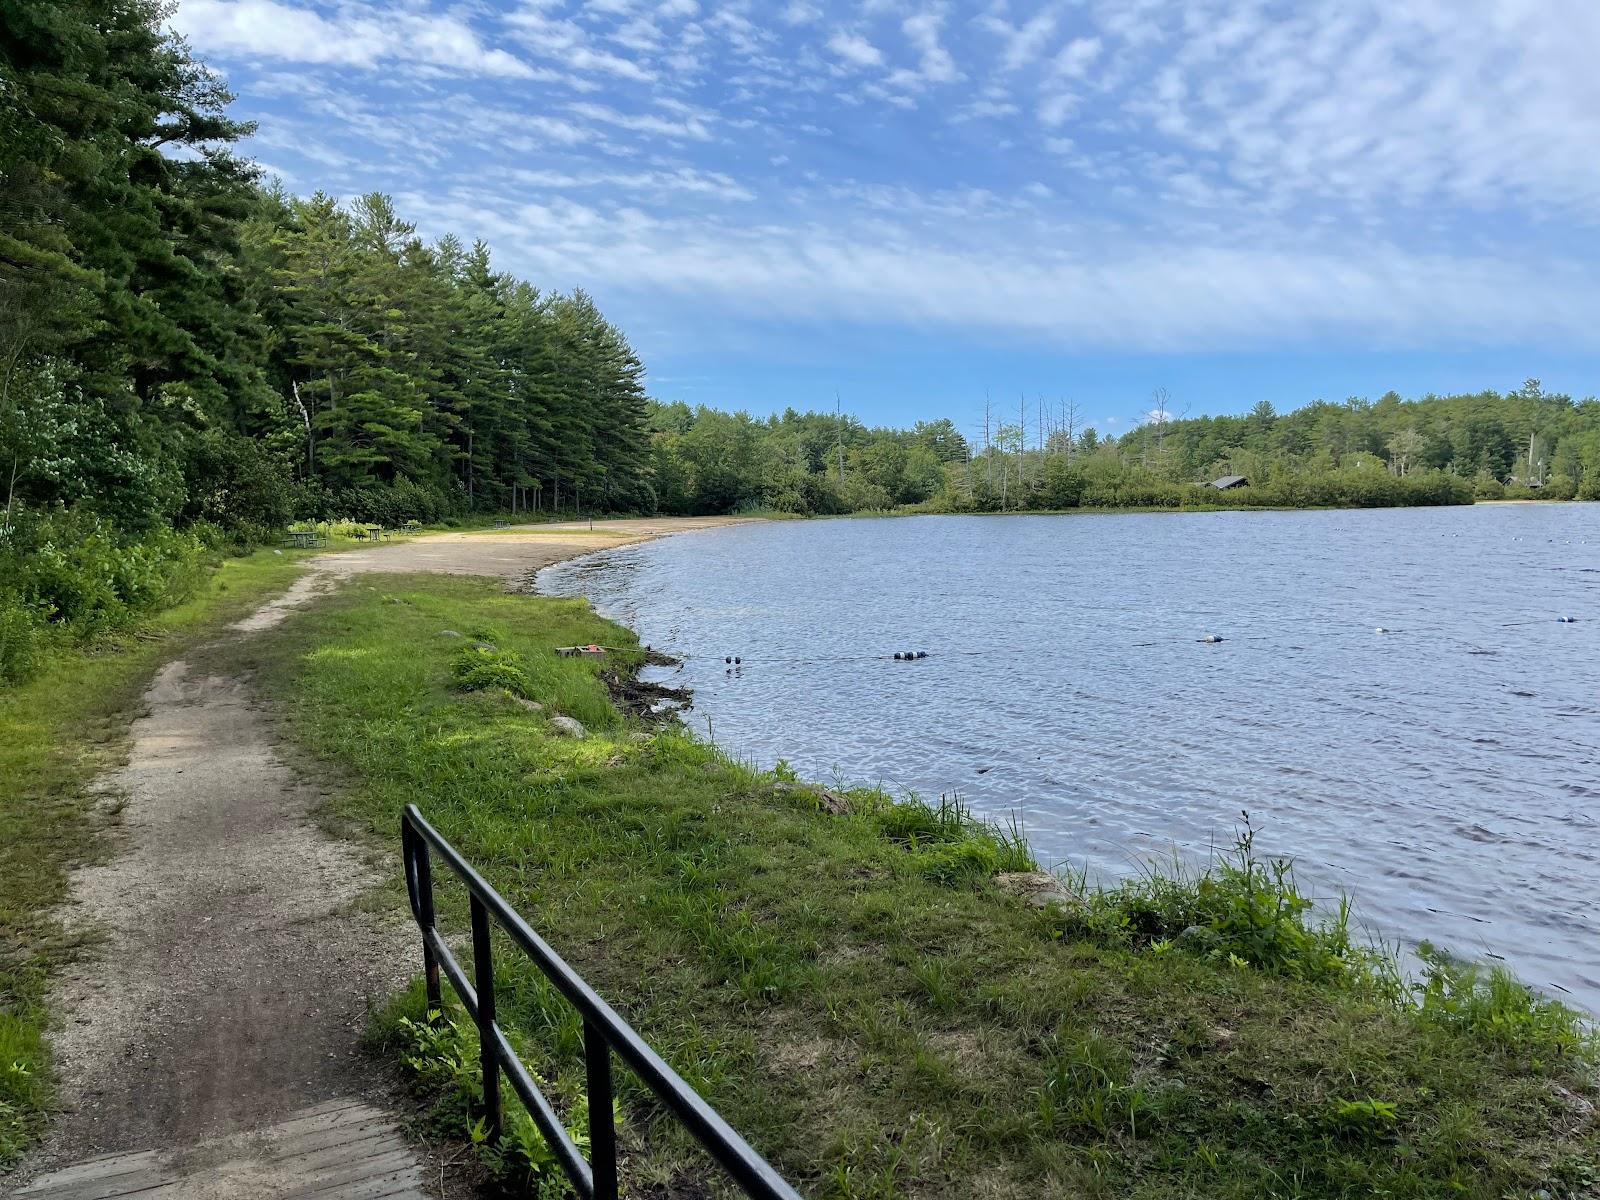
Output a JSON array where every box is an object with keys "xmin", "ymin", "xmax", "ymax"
[
  {"xmin": 0, "ymin": 509, "xmax": 211, "ymax": 655},
  {"xmin": 0, "ymin": 593, "xmax": 48, "ymax": 685}
]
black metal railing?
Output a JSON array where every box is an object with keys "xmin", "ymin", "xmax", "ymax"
[{"xmin": 401, "ymin": 804, "xmax": 803, "ymax": 1200}]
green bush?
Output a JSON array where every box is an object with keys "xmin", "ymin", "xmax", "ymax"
[
  {"xmin": 0, "ymin": 509, "xmax": 211, "ymax": 667},
  {"xmin": 0, "ymin": 594, "xmax": 49, "ymax": 685}
]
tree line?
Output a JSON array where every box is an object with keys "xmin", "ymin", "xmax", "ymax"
[
  {"xmin": 645, "ymin": 381, "xmax": 1600, "ymax": 516},
  {"xmin": 2, "ymin": 0, "xmax": 652, "ymax": 542},
  {"xmin": 4, "ymin": 0, "xmax": 1599, "ymax": 682}
]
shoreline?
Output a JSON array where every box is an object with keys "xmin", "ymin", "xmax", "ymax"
[
  {"xmin": 306, "ymin": 514, "xmax": 762, "ymax": 583},
  {"xmin": 237, "ymin": 570, "xmax": 1599, "ymax": 1198}
]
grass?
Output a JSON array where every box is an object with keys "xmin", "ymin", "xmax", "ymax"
[
  {"xmin": 224, "ymin": 573, "xmax": 1600, "ymax": 1197},
  {"xmin": 0, "ymin": 548, "xmax": 315, "ymax": 1165}
]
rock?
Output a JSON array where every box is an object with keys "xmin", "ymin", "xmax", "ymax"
[
  {"xmin": 514, "ymin": 697, "xmax": 543, "ymax": 713},
  {"xmin": 817, "ymin": 788, "xmax": 852, "ymax": 816},
  {"xmin": 438, "ymin": 630, "xmax": 462, "ymax": 638},
  {"xmin": 772, "ymin": 781, "xmax": 852, "ymax": 815},
  {"xmin": 604, "ymin": 754, "xmax": 626, "ymax": 768},
  {"xmin": 471, "ymin": 641, "xmax": 497, "ymax": 652},
  {"xmin": 548, "ymin": 715, "xmax": 586, "ymax": 738},
  {"xmin": 995, "ymin": 871, "xmax": 1080, "ymax": 910}
]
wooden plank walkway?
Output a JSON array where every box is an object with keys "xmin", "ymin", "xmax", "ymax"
[{"xmin": 17, "ymin": 1100, "xmax": 428, "ymax": 1200}]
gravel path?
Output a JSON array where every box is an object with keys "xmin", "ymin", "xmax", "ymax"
[{"xmin": 10, "ymin": 516, "xmax": 749, "ymax": 1191}]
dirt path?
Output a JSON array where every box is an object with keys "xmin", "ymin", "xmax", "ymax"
[{"xmin": 11, "ymin": 516, "xmax": 749, "ymax": 1193}]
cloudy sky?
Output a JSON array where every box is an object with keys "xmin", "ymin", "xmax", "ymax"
[{"xmin": 172, "ymin": 0, "xmax": 1600, "ymax": 432}]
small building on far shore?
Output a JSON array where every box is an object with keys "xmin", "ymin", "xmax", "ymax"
[{"xmin": 1209, "ymin": 474, "xmax": 1250, "ymax": 490}]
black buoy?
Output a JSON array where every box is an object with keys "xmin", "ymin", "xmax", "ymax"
[
  {"xmin": 734, "ymin": 656, "xmax": 742, "ymax": 664},
  {"xmin": 916, "ymin": 650, "xmax": 928, "ymax": 659},
  {"xmin": 1558, "ymin": 616, "xmax": 1578, "ymax": 624},
  {"xmin": 1199, "ymin": 633, "xmax": 1224, "ymax": 644},
  {"xmin": 893, "ymin": 652, "xmax": 903, "ymax": 660},
  {"xmin": 724, "ymin": 655, "xmax": 732, "ymax": 664}
]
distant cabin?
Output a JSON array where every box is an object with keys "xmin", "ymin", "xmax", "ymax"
[{"xmin": 1209, "ymin": 475, "xmax": 1250, "ymax": 490}]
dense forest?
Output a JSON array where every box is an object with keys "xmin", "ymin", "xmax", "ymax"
[
  {"xmin": 656, "ymin": 379, "xmax": 1600, "ymax": 516},
  {"xmin": 2, "ymin": 0, "xmax": 1599, "ymax": 683}
]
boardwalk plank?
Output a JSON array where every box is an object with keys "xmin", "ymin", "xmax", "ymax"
[{"xmin": 17, "ymin": 1101, "xmax": 426, "ymax": 1200}]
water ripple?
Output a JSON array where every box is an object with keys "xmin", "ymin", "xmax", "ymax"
[{"xmin": 542, "ymin": 506, "xmax": 1600, "ymax": 1011}]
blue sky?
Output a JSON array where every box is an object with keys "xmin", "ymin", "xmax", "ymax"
[{"xmin": 172, "ymin": 0, "xmax": 1600, "ymax": 437}]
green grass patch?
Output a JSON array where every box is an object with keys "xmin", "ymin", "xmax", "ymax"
[
  {"xmin": 238, "ymin": 573, "xmax": 1600, "ymax": 1199},
  {"xmin": 0, "ymin": 549, "xmax": 314, "ymax": 1165}
]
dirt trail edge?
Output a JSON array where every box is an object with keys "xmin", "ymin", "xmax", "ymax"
[{"xmin": 10, "ymin": 516, "xmax": 751, "ymax": 1193}]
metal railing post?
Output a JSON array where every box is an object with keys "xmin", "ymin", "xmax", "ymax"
[
  {"xmin": 414, "ymin": 829, "xmax": 443, "ymax": 1016},
  {"xmin": 585, "ymin": 1020, "xmax": 618, "ymax": 1200},
  {"xmin": 470, "ymin": 893, "xmax": 502, "ymax": 1144}
]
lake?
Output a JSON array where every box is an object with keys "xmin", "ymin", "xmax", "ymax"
[{"xmin": 540, "ymin": 506, "xmax": 1600, "ymax": 1010}]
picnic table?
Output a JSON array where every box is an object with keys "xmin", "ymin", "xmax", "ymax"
[{"xmin": 286, "ymin": 530, "xmax": 320, "ymax": 549}]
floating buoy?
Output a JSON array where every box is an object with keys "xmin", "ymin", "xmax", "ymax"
[
  {"xmin": 916, "ymin": 650, "xmax": 928, "ymax": 659},
  {"xmin": 734, "ymin": 656, "xmax": 742, "ymax": 664},
  {"xmin": 893, "ymin": 652, "xmax": 903, "ymax": 660},
  {"xmin": 724, "ymin": 655, "xmax": 732, "ymax": 664},
  {"xmin": 1199, "ymin": 634, "xmax": 1224, "ymax": 644},
  {"xmin": 1375, "ymin": 627, "xmax": 1390, "ymax": 634},
  {"xmin": 1557, "ymin": 616, "xmax": 1578, "ymax": 624}
]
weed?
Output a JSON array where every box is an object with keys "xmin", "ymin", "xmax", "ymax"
[
  {"xmin": 1325, "ymin": 1097, "xmax": 1399, "ymax": 1140},
  {"xmin": 1414, "ymin": 943, "xmax": 1596, "ymax": 1065}
]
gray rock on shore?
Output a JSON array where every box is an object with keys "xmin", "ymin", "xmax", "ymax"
[{"xmin": 995, "ymin": 871, "xmax": 1080, "ymax": 910}]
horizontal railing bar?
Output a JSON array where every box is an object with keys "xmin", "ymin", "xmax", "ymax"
[
  {"xmin": 403, "ymin": 805, "xmax": 802, "ymax": 1200},
  {"xmin": 491, "ymin": 1024, "xmax": 596, "ymax": 1200}
]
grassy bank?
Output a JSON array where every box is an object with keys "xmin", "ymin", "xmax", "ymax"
[
  {"xmin": 237, "ymin": 574, "xmax": 1599, "ymax": 1199},
  {"xmin": 0, "ymin": 550, "xmax": 313, "ymax": 1164}
]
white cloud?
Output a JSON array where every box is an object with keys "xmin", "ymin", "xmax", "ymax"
[
  {"xmin": 977, "ymin": 8, "xmax": 1060, "ymax": 72},
  {"xmin": 828, "ymin": 30, "xmax": 884, "ymax": 69},
  {"xmin": 901, "ymin": 11, "xmax": 959, "ymax": 85},
  {"xmin": 459, "ymin": 199, "xmax": 1600, "ymax": 351},
  {"xmin": 512, "ymin": 165, "xmax": 754, "ymax": 202},
  {"xmin": 503, "ymin": 5, "xmax": 656, "ymax": 80},
  {"xmin": 568, "ymin": 101, "xmax": 713, "ymax": 140},
  {"xmin": 197, "ymin": 0, "xmax": 1600, "ymax": 360},
  {"xmin": 1101, "ymin": 0, "xmax": 1600, "ymax": 220},
  {"xmin": 173, "ymin": 0, "xmax": 541, "ymax": 77},
  {"xmin": 1053, "ymin": 36, "xmax": 1101, "ymax": 79}
]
